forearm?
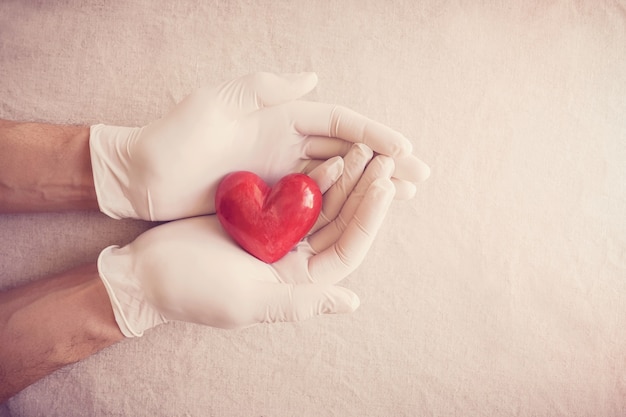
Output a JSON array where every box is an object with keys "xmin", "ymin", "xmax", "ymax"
[
  {"xmin": 0, "ymin": 119, "xmax": 98, "ymax": 212},
  {"xmin": 0, "ymin": 263, "xmax": 124, "ymax": 402}
]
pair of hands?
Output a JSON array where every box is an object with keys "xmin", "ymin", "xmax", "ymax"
[{"xmin": 91, "ymin": 72, "xmax": 430, "ymax": 336}]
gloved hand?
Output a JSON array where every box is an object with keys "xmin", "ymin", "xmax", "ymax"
[
  {"xmin": 97, "ymin": 144, "xmax": 395, "ymax": 336},
  {"xmin": 90, "ymin": 72, "xmax": 429, "ymax": 221}
]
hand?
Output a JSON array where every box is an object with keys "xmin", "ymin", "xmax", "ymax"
[
  {"xmin": 90, "ymin": 72, "xmax": 429, "ymax": 220},
  {"xmin": 97, "ymin": 145, "xmax": 396, "ymax": 336}
]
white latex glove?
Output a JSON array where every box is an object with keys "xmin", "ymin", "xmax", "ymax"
[
  {"xmin": 90, "ymin": 72, "xmax": 429, "ymax": 221},
  {"xmin": 97, "ymin": 145, "xmax": 395, "ymax": 336}
]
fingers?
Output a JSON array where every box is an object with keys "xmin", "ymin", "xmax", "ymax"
[
  {"xmin": 287, "ymin": 101, "xmax": 413, "ymax": 158},
  {"xmin": 395, "ymin": 154, "xmax": 431, "ymax": 183},
  {"xmin": 290, "ymin": 101, "xmax": 430, "ymax": 186},
  {"xmin": 250, "ymin": 281, "xmax": 360, "ymax": 324},
  {"xmin": 310, "ymin": 143, "xmax": 373, "ymax": 234},
  {"xmin": 307, "ymin": 176, "xmax": 396, "ymax": 285},
  {"xmin": 308, "ymin": 155, "xmax": 395, "ymax": 253},
  {"xmin": 305, "ymin": 156, "xmax": 344, "ymax": 194},
  {"xmin": 306, "ymin": 143, "xmax": 430, "ymax": 191},
  {"xmin": 302, "ymin": 136, "xmax": 353, "ymax": 159},
  {"xmin": 221, "ymin": 75, "xmax": 431, "ymax": 186},
  {"xmin": 391, "ymin": 178, "xmax": 417, "ymax": 200}
]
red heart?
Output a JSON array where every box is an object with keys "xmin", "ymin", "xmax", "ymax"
[{"xmin": 215, "ymin": 171, "xmax": 322, "ymax": 263}]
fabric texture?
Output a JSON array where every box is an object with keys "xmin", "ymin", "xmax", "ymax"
[{"xmin": 1, "ymin": 1, "xmax": 625, "ymax": 416}]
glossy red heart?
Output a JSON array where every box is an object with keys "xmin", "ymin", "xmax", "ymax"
[{"xmin": 215, "ymin": 171, "xmax": 322, "ymax": 263}]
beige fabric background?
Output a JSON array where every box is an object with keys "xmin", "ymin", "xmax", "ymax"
[{"xmin": 2, "ymin": 0, "xmax": 626, "ymax": 416}]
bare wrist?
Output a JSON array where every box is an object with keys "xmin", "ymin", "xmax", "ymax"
[
  {"xmin": 0, "ymin": 263, "xmax": 124, "ymax": 402},
  {"xmin": 0, "ymin": 120, "xmax": 98, "ymax": 212}
]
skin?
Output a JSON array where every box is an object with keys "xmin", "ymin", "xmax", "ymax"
[
  {"xmin": 0, "ymin": 120, "xmax": 122, "ymax": 402},
  {"xmin": 0, "ymin": 115, "xmax": 418, "ymax": 402},
  {"xmin": 0, "ymin": 119, "xmax": 98, "ymax": 212},
  {"xmin": 0, "ymin": 264, "xmax": 124, "ymax": 402}
]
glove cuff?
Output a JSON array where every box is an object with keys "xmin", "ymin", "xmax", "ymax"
[
  {"xmin": 89, "ymin": 124, "xmax": 143, "ymax": 220},
  {"xmin": 97, "ymin": 245, "xmax": 167, "ymax": 337}
]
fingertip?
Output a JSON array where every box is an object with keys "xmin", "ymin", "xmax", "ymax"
[
  {"xmin": 352, "ymin": 142, "xmax": 374, "ymax": 159},
  {"xmin": 391, "ymin": 179, "xmax": 417, "ymax": 200},
  {"xmin": 308, "ymin": 156, "xmax": 345, "ymax": 193},
  {"xmin": 418, "ymin": 160, "xmax": 431, "ymax": 182},
  {"xmin": 326, "ymin": 156, "xmax": 345, "ymax": 184},
  {"xmin": 371, "ymin": 177, "xmax": 396, "ymax": 198},
  {"xmin": 399, "ymin": 135, "xmax": 413, "ymax": 156},
  {"xmin": 292, "ymin": 71, "xmax": 318, "ymax": 94},
  {"xmin": 326, "ymin": 287, "xmax": 360, "ymax": 314},
  {"xmin": 394, "ymin": 155, "xmax": 431, "ymax": 183},
  {"xmin": 363, "ymin": 177, "xmax": 396, "ymax": 211},
  {"xmin": 371, "ymin": 155, "xmax": 396, "ymax": 178},
  {"xmin": 254, "ymin": 72, "xmax": 319, "ymax": 106},
  {"xmin": 304, "ymin": 71, "xmax": 318, "ymax": 86}
]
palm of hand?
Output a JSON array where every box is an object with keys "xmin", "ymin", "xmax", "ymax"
[{"xmin": 100, "ymin": 144, "xmax": 396, "ymax": 333}]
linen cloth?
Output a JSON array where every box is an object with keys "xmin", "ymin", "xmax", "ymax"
[{"xmin": 1, "ymin": 1, "xmax": 625, "ymax": 416}]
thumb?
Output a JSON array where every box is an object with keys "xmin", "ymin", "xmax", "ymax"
[
  {"xmin": 248, "ymin": 72, "xmax": 318, "ymax": 107},
  {"xmin": 254, "ymin": 282, "xmax": 360, "ymax": 324}
]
